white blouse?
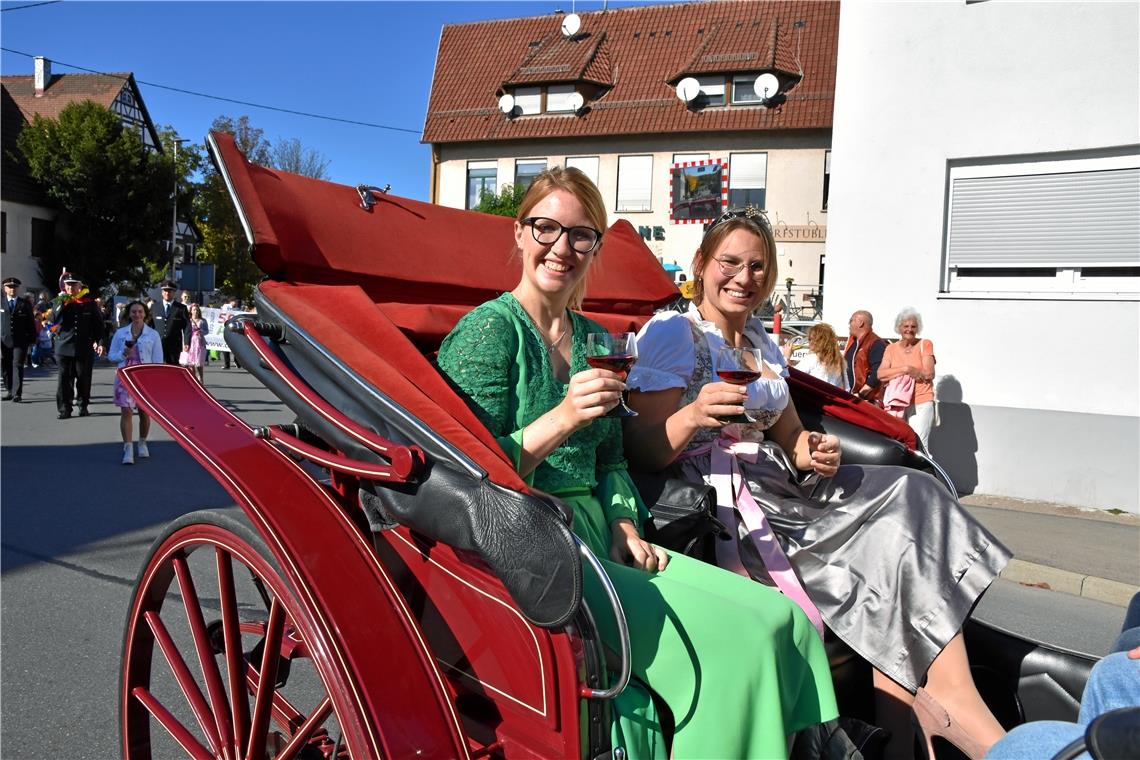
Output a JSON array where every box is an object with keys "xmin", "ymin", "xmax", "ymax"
[
  {"xmin": 793, "ymin": 351, "xmax": 848, "ymax": 390},
  {"xmin": 629, "ymin": 304, "xmax": 791, "ymax": 415}
]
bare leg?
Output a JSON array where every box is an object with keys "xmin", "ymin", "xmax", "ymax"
[
  {"xmin": 873, "ymin": 669, "xmax": 916, "ymax": 760},
  {"xmin": 922, "ymin": 633, "xmax": 1005, "ymax": 748},
  {"xmin": 120, "ymin": 408, "xmax": 134, "ymax": 443},
  {"xmin": 195, "ymin": 365, "xmax": 205, "ymax": 384},
  {"xmin": 138, "ymin": 409, "xmax": 151, "ymax": 440}
]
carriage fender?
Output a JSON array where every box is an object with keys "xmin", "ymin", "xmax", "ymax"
[{"xmin": 118, "ymin": 363, "xmax": 470, "ymax": 759}]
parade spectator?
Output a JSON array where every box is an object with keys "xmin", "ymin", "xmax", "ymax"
[
  {"xmin": 34, "ymin": 290, "xmax": 50, "ymax": 315},
  {"xmin": 109, "ymin": 300, "xmax": 163, "ymax": 464},
  {"xmin": 220, "ymin": 298, "xmax": 239, "ymax": 369},
  {"xmin": 844, "ymin": 309, "xmax": 886, "ymax": 404},
  {"xmin": 625, "ymin": 208, "xmax": 1010, "ymax": 760},
  {"xmin": 783, "ymin": 322, "xmax": 847, "ymax": 390},
  {"xmin": 878, "ymin": 307, "xmax": 937, "ymax": 450},
  {"xmin": 2, "ymin": 276, "xmax": 37, "ymax": 402},
  {"xmin": 53, "ymin": 272, "xmax": 104, "ymax": 418},
  {"xmin": 150, "ymin": 280, "xmax": 190, "ymax": 365},
  {"xmin": 31, "ymin": 306, "xmax": 55, "ymax": 368},
  {"xmin": 185, "ymin": 303, "xmax": 208, "ymax": 384},
  {"xmin": 437, "ymin": 169, "xmax": 837, "ymax": 758},
  {"xmin": 96, "ymin": 297, "xmax": 116, "ymax": 357},
  {"xmin": 180, "ymin": 290, "xmax": 192, "ymax": 307}
]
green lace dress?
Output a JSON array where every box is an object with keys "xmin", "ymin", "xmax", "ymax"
[{"xmin": 438, "ymin": 294, "xmax": 837, "ymax": 758}]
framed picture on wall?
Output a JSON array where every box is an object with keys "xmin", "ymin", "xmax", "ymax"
[{"xmin": 669, "ymin": 160, "xmax": 727, "ymax": 223}]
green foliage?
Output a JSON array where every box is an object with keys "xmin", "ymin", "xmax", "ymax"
[
  {"xmin": 16, "ymin": 101, "xmax": 173, "ymax": 292},
  {"xmin": 474, "ymin": 183, "xmax": 527, "ymax": 218}
]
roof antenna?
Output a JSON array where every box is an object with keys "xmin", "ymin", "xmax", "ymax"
[{"xmin": 792, "ymin": 20, "xmax": 807, "ymax": 77}]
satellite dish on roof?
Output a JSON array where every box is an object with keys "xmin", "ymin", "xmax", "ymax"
[
  {"xmin": 567, "ymin": 92, "xmax": 585, "ymax": 112},
  {"xmin": 498, "ymin": 93, "xmax": 516, "ymax": 115},
  {"xmin": 754, "ymin": 73, "xmax": 781, "ymax": 101},
  {"xmin": 561, "ymin": 13, "xmax": 581, "ymax": 37},
  {"xmin": 676, "ymin": 77, "xmax": 701, "ymax": 103}
]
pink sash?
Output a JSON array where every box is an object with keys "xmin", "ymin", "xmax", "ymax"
[{"xmin": 681, "ymin": 434, "xmax": 825, "ymax": 638}]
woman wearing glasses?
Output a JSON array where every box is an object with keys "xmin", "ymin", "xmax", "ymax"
[
  {"xmin": 624, "ymin": 209, "xmax": 1011, "ymax": 760},
  {"xmin": 438, "ymin": 169, "xmax": 836, "ymax": 758}
]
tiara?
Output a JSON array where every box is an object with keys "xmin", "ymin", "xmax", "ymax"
[{"xmin": 703, "ymin": 205, "xmax": 771, "ymax": 236}]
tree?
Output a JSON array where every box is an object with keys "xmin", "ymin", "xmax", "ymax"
[
  {"xmin": 16, "ymin": 101, "xmax": 173, "ymax": 292},
  {"xmin": 474, "ymin": 183, "xmax": 527, "ymax": 218},
  {"xmin": 271, "ymin": 137, "xmax": 330, "ymax": 179}
]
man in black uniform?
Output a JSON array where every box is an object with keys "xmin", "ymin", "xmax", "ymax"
[
  {"xmin": 54, "ymin": 273, "xmax": 104, "ymax": 418},
  {"xmin": 150, "ymin": 279, "xmax": 190, "ymax": 365},
  {"xmin": 2, "ymin": 276, "xmax": 37, "ymax": 402}
]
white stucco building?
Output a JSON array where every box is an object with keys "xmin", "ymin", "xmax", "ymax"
[{"xmin": 826, "ymin": 2, "xmax": 1139, "ymax": 512}]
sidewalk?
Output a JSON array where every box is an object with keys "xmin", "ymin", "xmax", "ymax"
[{"xmin": 961, "ymin": 493, "xmax": 1140, "ymax": 607}]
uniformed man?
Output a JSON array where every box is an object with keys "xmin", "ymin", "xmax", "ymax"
[
  {"xmin": 2, "ymin": 276, "xmax": 37, "ymax": 402},
  {"xmin": 54, "ymin": 273, "xmax": 104, "ymax": 418}
]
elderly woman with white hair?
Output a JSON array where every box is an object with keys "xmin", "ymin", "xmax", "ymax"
[{"xmin": 878, "ymin": 307, "xmax": 937, "ymax": 450}]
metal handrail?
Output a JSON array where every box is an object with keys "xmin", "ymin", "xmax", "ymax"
[{"xmin": 575, "ymin": 538, "xmax": 631, "ymax": 700}]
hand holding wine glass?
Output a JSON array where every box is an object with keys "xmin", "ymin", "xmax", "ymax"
[
  {"xmin": 585, "ymin": 332, "xmax": 638, "ymax": 418},
  {"xmin": 715, "ymin": 345, "xmax": 764, "ymax": 424}
]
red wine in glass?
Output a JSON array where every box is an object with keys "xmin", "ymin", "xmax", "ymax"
[
  {"xmin": 715, "ymin": 345, "xmax": 763, "ymax": 424},
  {"xmin": 717, "ymin": 369, "xmax": 762, "ymax": 385},
  {"xmin": 587, "ymin": 354, "xmax": 637, "ymax": 375},
  {"xmin": 586, "ymin": 332, "xmax": 638, "ymax": 417}
]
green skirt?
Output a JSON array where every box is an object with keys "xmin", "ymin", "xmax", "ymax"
[{"xmin": 562, "ymin": 480, "xmax": 837, "ymax": 759}]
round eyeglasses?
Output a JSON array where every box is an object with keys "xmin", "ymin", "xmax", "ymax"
[
  {"xmin": 522, "ymin": 216, "xmax": 602, "ymax": 254},
  {"xmin": 713, "ymin": 257, "xmax": 767, "ymax": 279}
]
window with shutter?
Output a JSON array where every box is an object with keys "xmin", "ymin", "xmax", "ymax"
[
  {"xmin": 728, "ymin": 153, "xmax": 767, "ymax": 209},
  {"xmin": 566, "ymin": 156, "xmax": 600, "ymax": 186},
  {"xmin": 617, "ymin": 155, "xmax": 653, "ymax": 212},
  {"xmin": 945, "ymin": 153, "xmax": 1138, "ymax": 295}
]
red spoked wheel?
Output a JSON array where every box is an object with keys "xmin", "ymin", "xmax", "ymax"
[{"xmin": 121, "ymin": 509, "xmax": 364, "ymax": 760}]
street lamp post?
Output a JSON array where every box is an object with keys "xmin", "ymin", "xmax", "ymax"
[{"xmin": 170, "ymin": 138, "xmax": 188, "ymax": 281}]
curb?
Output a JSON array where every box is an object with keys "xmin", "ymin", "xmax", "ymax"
[{"xmin": 1001, "ymin": 559, "xmax": 1139, "ymax": 607}]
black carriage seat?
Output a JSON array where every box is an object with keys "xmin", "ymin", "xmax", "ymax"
[{"xmin": 239, "ymin": 280, "xmax": 584, "ymax": 630}]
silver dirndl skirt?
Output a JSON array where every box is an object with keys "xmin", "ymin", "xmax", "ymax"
[{"xmin": 677, "ymin": 442, "xmax": 1012, "ymax": 692}]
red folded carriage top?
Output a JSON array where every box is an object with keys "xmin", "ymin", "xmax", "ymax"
[{"xmin": 208, "ymin": 131, "xmax": 681, "ymax": 332}]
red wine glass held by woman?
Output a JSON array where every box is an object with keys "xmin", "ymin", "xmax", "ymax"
[
  {"xmin": 586, "ymin": 332, "xmax": 638, "ymax": 418},
  {"xmin": 716, "ymin": 345, "xmax": 763, "ymax": 424}
]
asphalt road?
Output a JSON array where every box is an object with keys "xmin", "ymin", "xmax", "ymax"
[
  {"xmin": 1, "ymin": 359, "xmax": 1132, "ymax": 757},
  {"xmin": 1, "ymin": 360, "xmax": 288, "ymax": 759}
]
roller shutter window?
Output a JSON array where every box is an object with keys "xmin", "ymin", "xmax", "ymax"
[
  {"xmin": 515, "ymin": 159, "xmax": 547, "ymax": 193},
  {"xmin": 566, "ymin": 156, "xmax": 600, "ymax": 186},
  {"xmin": 732, "ymin": 74, "xmax": 763, "ymax": 104},
  {"xmin": 514, "ymin": 87, "xmax": 541, "ymax": 115},
  {"xmin": 946, "ymin": 157, "xmax": 1139, "ymax": 293},
  {"xmin": 547, "ymin": 85, "xmax": 577, "ymax": 113},
  {"xmin": 697, "ymin": 75, "xmax": 725, "ymax": 106},
  {"xmin": 466, "ymin": 161, "xmax": 497, "ymax": 209},
  {"xmin": 729, "ymin": 153, "xmax": 767, "ymax": 209},
  {"xmin": 672, "ymin": 153, "xmax": 710, "ymax": 165},
  {"xmin": 617, "ymin": 155, "xmax": 653, "ymax": 212}
]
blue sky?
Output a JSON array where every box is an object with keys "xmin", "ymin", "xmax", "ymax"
[{"xmin": 1, "ymin": 0, "xmax": 678, "ymax": 200}]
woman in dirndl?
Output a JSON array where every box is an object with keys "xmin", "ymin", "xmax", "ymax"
[
  {"xmin": 624, "ymin": 208, "xmax": 1012, "ymax": 760},
  {"xmin": 108, "ymin": 300, "xmax": 163, "ymax": 465},
  {"xmin": 185, "ymin": 303, "xmax": 208, "ymax": 383}
]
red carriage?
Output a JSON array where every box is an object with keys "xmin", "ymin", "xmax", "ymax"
[{"xmin": 119, "ymin": 133, "xmax": 1108, "ymax": 760}]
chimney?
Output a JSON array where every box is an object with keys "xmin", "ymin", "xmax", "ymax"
[{"xmin": 34, "ymin": 56, "xmax": 51, "ymax": 97}]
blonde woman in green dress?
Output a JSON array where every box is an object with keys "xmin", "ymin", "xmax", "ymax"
[{"xmin": 437, "ymin": 167, "xmax": 836, "ymax": 758}]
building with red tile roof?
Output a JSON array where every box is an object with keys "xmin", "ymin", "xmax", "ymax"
[
  {"xmin": 1, "ymin": 57, "xmax": 163, "ymax": 290},
  {"xmin": 424, "ymin": 0, "xmax": 838, "ymax": 294}
]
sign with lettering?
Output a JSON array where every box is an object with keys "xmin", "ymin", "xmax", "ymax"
[{"xmin": 772, "ymin": 225, "xmax": 827, "ymax": 242}]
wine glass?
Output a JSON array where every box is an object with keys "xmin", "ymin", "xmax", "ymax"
[
  {"xmin": 585, "ymin": 332, "xmax": 638, "ymax": 418},
  {"xmin": 715, "ymin": 345, "xmax": 764, "ymax": 424}
]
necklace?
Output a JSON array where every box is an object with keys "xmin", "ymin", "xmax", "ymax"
[{"xmin": 546, "ymin": 329, "xmax": 567, "ymax": 353}]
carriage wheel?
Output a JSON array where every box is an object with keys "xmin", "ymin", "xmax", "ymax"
[{"xmin": 121, "ymin": 509, "xmax": 363, "ymax": 760}]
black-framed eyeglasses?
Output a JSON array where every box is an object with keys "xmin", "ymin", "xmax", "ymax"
[
  {"xmin": 522, "ymin": 216, "xmax": 603, "ymax": 254},
  {"xmin": 713, "ymin": 257, "xmax": 767, "ymax": 279}
]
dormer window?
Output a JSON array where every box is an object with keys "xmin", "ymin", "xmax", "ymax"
[
  {"xmin": 694, "ymin": 76, "xmax": 726, "ymax": 106},
  {"xmin": 731, "ymin": 73, "xmax": 767, "ymax": 104},
  {"xmin": 514, "ymin": 87, "xmax": 542, "ymax": 115},
  {"xmin": 500, "ymin": 85, "xmax": 586, "ymax": 117},
  {"xmin": 546, "ymin": 84, "xmax": 579, "ymax": 113}
]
